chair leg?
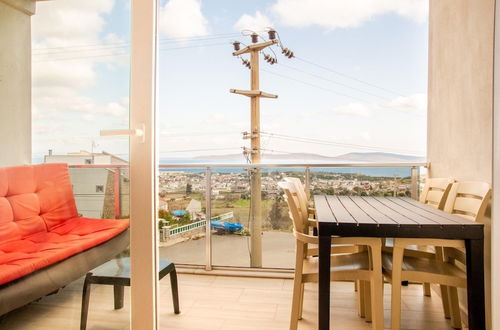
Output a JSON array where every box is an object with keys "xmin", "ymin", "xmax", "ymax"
[
  {"xmin": 391, "ymin": 246, "xmax": 404, "ymax": 330},
  {"xmin": 440, "ymin": 285, "xmax": 451, "ymax": 319},
  {"xmin": 369, "ymin": 241, "xmax": 384, "ymax": 330},
  {"xmin": 169, "ymin": 268, "xmax": 180, "ymax": 314},
  {"xmin": 298, "ymin": 283, "xmax": 304, "ymax": 320},
  {"xmin": 80, "ymin": 273, "xmax": 92, "ymax": 330},
  {"xmin": 448, "ymin": 287, "xmax": 462, "ymax": 329},
  {"xmin": 370, "ymin": 277, "xmax": 384, "ymax": 330},
  {"xmin": 357, "ymin": 280, "xmax": 366, "ymax": 318},
  {"xmin": 423, "ymin": 283, "xmax": 431, "ymax": 297},
  {"xmin": 289, "ymin": 274, "xmax": 302, "ymax": 330},
  {"xmin": 113, "ymin": 285, "xmax": 124, "ymax": 309},
  {"xmin": 364, "ymin": 281, "xmax": 372, "ymax": 323}
]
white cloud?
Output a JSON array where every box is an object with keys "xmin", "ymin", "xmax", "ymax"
[
  {"xmin": 31, "ymin": 0, "xmax": 132, "ymax": 155},
  {"xmin": 271, "ymin": 0, "xmax": 428, "ymax": 30},
  {"xmin": 333, "ymin": 103, "xmax": 373, "ymax": 117},
  {"xmin": 33, "ymin": 61, "xmax": 96, "ymax": 90},
  {"xmin": 159, "ymin": 0, "xmax": 209, "ymax": 40},
  {"xmin": 329, "ymin": 93, "xmax": 426, "ymax": 117},
  {"xmin": 234, "ymin": 11, "xmax": 273, "ymax": 32},
  {"xmin": 383, "ymin": 93, "xmax": 427, "ymax": 113},
  {"xmin": 32, "ymin": 0, "xmax": 114, "ymax": 46}
]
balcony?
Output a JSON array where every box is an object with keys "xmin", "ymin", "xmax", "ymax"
[{"xmin": 1, "ymin": 0, "xmax": 498, "ymax": 328}]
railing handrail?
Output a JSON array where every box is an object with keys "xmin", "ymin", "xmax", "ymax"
[
  {"xmin": 169, "ymin": 219, "xmax": 207, "ymax": 235},
  {"xmin": 69, "ymin": 162, "xmax": 428, "ymax": 169}
]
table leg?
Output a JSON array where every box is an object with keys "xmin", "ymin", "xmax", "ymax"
[
  {"xmin": 465, "ymin": 239, "xmax": 485, "ymax": 330},
  {"xmin": 170, "ymin": 268, "xmax": 180, "ymax": 314},
  {"xmin": 80, "ymin": 273, "xmax": 92, "ymax": 330},
  {"xmin": 318, "ymin": 234, "xmax": 331, "ymax": 330},
  {"xmin": 114, "ymin": 285, "xmax": 124, "ymax": 309}
]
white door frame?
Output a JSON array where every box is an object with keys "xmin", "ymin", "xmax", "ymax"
[{"xmin": 129, "ymin": 0, "xmax": 159, "ymax": 329}]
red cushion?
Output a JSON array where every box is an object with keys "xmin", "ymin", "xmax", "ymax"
[
  {"xmin": 0, "ymin": 164, "xmax": 130, "ymax": 285},
  {"xmin": 0, "ymin": 218, "xmax": 129, "ymax": 285}
]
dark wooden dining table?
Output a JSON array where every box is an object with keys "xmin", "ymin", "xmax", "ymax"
[{"xmin": 314, "ymin": 195, "xmax": 485, "ymax": 330}]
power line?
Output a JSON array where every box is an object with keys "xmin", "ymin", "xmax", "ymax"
[
  {"xmin": 32, "ymin": 36, "xmax": 236, "ymax": 57},
  {"xmin": 261, "ymin": 68, "xmax": 372, "ymax": 102},
  {"xmin": 32, "ymin": 33, "xmax": 239, "ymax": 53},
  {"xmin": 160, "ymin": 131, "xmax": 242, "ymax": 137},
  {"xmin": 261, "ymin": 68, "xmax": 424, "ymax": 116},
  {"xmin": 278, "ymin": 62, "xmax": 391, "ymax": 101},
  {"xmin": 260, "ymin": 132, "xmax": 424, "ymax": 155},
  {"xmin": 162, "ymin": 147, "xmax": 240, "ymax": 153},
  {"xmin": 294, "ymin": 56, "xmax": 406, "ymax": 97},
  {"xmin": 33, "ymin": 42, "xmax": 229, "ymax": 62}
]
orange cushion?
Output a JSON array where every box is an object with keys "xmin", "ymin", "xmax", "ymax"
[{"xmin": 0, "ymin": 218, "xmax": 129, "ymax": 285}]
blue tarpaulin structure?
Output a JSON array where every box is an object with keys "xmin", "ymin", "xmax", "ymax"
[
  {"xmin": 211, "ymin": 221, "xmax": 243, "ymax": 232},
  {"xmin": 171, "ymin": 210, "xmax": 187, "ymax": 217}
]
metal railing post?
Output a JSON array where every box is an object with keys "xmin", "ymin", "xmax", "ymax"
[
  {"xmin": 305, "ymin": 167, "xmax": 311, "ymax": 199},
  {"xmin": 411, "ymin": 166, "xmax": 419, "ymax": 200},
  {"xmin": 205, "ymin": 167, "xmax": 212, "ymax": 271}
]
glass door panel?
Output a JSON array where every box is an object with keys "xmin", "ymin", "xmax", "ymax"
[{"xmin": 25, "ymin": 0, "xmax": 132, "ymax": 329}]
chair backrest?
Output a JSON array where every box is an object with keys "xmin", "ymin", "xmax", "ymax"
[
  {"xmin": 278, "ymin": 181, "xmax": 306, "ymax": 233},
  {"xmin": 419, "ymin": 177, "xmax": 454, "ymax": 209},
  {"xmin": 284, "ymin": 177, "xmax": 308, "ymax": 201},
  {"xmin": 283, "ymin": 177, "xmax": 309, "ymax": 221},
  {"xmin": 443, "ymin": 181, "xmax": 491, "ymax": 222}
]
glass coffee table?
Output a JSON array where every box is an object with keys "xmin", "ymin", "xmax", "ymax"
[{"xmin": 80, "ymin": 257, "xmax": 180, "ymax": 330}]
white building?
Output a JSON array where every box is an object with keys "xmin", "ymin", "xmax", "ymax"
[{"xmin": 45, "ymin": 150, "xmax": 129, "ymax": 219}]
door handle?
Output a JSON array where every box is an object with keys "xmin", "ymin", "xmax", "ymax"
[{"xmin": 100, "ymin": 124, "xmax": 145, "ymax": 143}]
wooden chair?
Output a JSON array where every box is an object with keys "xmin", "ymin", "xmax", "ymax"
[
  {"xmin": 279, "ymin": 181, "xmax": 384, "ymax": 330},
  {"xmin": 383, "ymin": 181, "xmax": 491, "ymax": 329},
  {"xmin": 418, "ymin": 178, "xmax": 454, "ymax": 297},
  {"xmin": 283, "ymin": 176, "xmax": 370, "ymax": 318},
  {"xmin": 420, "ymin": 177, "xmax": 455, "ymax": 209},
  {"xmin": 283, "ymin": 177, "xmax": 314, "ymax": 216}
]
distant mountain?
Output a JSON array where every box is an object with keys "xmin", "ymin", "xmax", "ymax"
[
  {"xmin": 332, "ymin": 152, "xmax": 425, "ymax": 163},
  {"xmin": 192, "ymin": 152, "xmax": 425, "ymax": 163}
]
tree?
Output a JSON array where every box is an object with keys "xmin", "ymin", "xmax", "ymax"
[
  {"xmin": 268, "ymin": 197, "xmax": 290, "ymax": 230},
  {"xmin": 158, "ymin": 209, "xmax": 172, "ymax": 221},
  {"xmin": 186, "ymin": 183, "xmax": 192, "ymax": 195}
]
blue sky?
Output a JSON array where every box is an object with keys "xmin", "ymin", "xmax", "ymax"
[{"xmin": 31, "ymin": 0, "xmax": 428, "ymax": 162}]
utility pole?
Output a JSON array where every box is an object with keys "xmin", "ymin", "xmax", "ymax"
[{"xmin": 230, "ymin": 33, "xmax": 279, "ymax": 267}]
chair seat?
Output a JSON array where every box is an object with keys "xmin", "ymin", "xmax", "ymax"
[
  {"xmin": 382, "ymin": 252, "xmax": 466, "ymax": 287},
  {"xmin": 302, "ymin": 251, "xmax": 371, "ymax": 282},
  {"xmin": 307, "ymin": 243, "xmax": 360, "ymax": 256}
]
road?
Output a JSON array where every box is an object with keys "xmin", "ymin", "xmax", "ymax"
[{"xmin": 159, "ymin": 231, "xmax": 295, "ymax": 268}]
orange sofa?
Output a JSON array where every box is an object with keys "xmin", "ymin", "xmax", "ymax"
[{"xmin": 0, "ymin": 163, "xmax": 129, "ymax": 314}]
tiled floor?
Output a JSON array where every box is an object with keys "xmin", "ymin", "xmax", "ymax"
[{"xmin": 0, "ymin": 273, "xmax": 456, "ymax": 329}]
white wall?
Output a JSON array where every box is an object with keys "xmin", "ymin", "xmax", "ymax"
[
  {"xmin": 492, "ymin": 1, "xmax": 500, "ymax": 328},
  {"xmin": 428, "ymin": 0, "xmax": 495, "ymax": 327},
  {"xmin": 0, "ymin": 0, "xmax": 35, "ymax": 167}
]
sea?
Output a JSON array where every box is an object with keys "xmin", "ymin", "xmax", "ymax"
[{"xmin": 158, "ymin": 159, "xmax": 422, "ymax": 178}]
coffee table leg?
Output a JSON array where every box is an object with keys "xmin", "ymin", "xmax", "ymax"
[
  {"xmin": 170, "ymin": 268, "xmax": 180, "ymax": 314},
  {"xmin": 80, "ymin": 273, "xmax": 92, "ymax": 330},
  {"xmin": 465, "ymin": 239, "xmax": 485, "ymax": 330},
  {"xmin": 318, "ymin": 234, "xmax": 331, "ymax": 330},
  {"xmin": 113, "ymin": 285, "xmax": 125, "ymax": 309}
]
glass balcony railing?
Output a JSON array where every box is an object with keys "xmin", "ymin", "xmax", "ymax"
[{"xmin": 68, "ymin": 162, "xmax": 427, "ymax": 271}]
